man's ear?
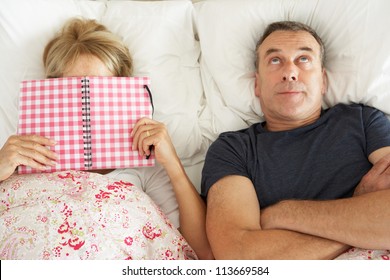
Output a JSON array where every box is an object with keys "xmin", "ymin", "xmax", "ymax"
[
  {"xmin": 321, "ymin": 69, "xmax": 328, "ymax": 96},
  {"xmin": 255, "ymin": 72, "xmax": 261, "ymax": 97}
]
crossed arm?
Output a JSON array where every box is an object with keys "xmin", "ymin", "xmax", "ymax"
[{"xmin": 206, "ymin": 147, "xmax": 390, "ymax": 259}]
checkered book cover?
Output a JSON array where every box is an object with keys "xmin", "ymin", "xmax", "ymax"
[{"xmin": 18, "ymin": 76, "xmax": 155, "ymax": 174}]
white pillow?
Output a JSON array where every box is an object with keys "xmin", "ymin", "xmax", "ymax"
[
  {"xmin": 103, "ymin": 1, "xmax": 206, "ymax": 164},
  {"xmin": 195, "ymin": 0, "xmax": 390, "ymax": 141},
  {"xmin": 0, "ymin": 0, "xmax": 205, "ymax": 165},
  {"xmin": 0, "ymin": 0, "xmax": 103, "ymax": 146}
]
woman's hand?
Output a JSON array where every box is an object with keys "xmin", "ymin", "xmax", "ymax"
[
  {"xmin": 131, "ymin": 118, "xmax": 179, "ymax": 168},
  {"xmin": 0, "ymin": 135, "xmax": 57, "ymax": 181}
]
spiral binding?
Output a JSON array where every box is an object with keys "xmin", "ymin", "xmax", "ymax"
[{"xmin": 81, "ymin": 78, "xmax": 92, "ymax": 168}]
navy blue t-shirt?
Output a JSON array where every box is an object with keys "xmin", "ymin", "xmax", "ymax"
[{"xmin": 201, "ymin": 104, "xmax": 390, "ymax": 208}]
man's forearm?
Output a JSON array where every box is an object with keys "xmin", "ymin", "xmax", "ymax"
[
  {"xmin": 207, "ymin": 175, "xmax": 349, "ymax": 260},
  {"xmin": 262, "ymin": 190, "xmax": 390, "ymax": 249},
  {"xmin": 234, "ymin": 228, "xmax": 348, "ymax": 260}
]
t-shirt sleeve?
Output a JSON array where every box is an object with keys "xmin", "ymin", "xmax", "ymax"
[
  {"xmin": 363, "ymin": 106, "xmax": 390, "ymax": 156},
  {"xmin": 201, "ymin": 132, "xmax": 250, "ymax": 200}
]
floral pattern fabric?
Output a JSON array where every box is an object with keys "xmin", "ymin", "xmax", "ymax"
[
  {"xmin": 0, "ymin": 170, "xmax": 197, "ymax": 260},
  {"xmin": 336, "ymin": 248, "xmax": 390, "ymax": 260}
]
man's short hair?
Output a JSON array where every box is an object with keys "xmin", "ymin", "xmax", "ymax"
[{"xmin": 255, "ymin": 21, "xmax": 325, "ymax": 70}]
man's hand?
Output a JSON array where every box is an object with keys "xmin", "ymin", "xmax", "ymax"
[
  {"xmin": 354, "ymin": 153, "xmax": 390, "ymax": 196},
  {"xmin": 0, "ymin": 135, "xmax": 57, "ymax": 181}
]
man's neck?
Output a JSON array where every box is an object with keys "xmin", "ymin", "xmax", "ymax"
[{"xmin": 264, "ymin": 112, "xmax": 322, "ymax": 132}]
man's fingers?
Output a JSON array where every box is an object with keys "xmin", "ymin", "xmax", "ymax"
[{"xmin": 368, "ymin": 154, "xmax": 390, "ymax": 176}]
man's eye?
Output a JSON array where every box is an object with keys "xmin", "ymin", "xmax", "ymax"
[
  {"xmin": 299, "ymin": 56, "xmax": 309, "ymax": 63},
  {"xmin": 270, "ymin": 58, "xmax": 280, "ymax": 64}
]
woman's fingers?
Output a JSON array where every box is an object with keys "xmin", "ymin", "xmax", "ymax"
[
  {"xmin": 131, "ymin": 118, "xmax": 157, "ymax": 155},
  {"xmin": 0, "ymin": 134, "xmax": 57, "ymax": 181},
  {"xmin": 131, "ymin": 118, "xmax": 174, "ymax": 160},
  {"xmin": 136, "ymin": 126, "xmax": 156, "ymax": 157},
  {"xmin": 17, "ymin": 145, "xmax": 57, "ymax": 167},
  {"xmin": 131, "ymin": 117, "xmax": 156, "ymax": 137},
  {"xmin": 18, "ymin": 135, "xmax": 58, "ymax": 161}
]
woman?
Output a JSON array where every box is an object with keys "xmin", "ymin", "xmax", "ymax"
[{"xmin": 0, "ymin": 18, "xmax": 212, "ymax": 259}]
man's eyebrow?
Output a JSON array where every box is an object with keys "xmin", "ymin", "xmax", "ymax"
[
  {"xmin": 264, "ymin": 47, "xmax": 314, "ymax": 57},
  {"xmin": 265, "ymin": 48, "xmax": 281, "ymax": 57},
  {"xmin": 299, "ymin": 47, "xmax": 314, "ymax": 53}
]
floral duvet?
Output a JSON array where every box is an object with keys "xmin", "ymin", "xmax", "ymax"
[{"xmin": 0, "ymin": 170, "xmax": 196, "ymax": 260}]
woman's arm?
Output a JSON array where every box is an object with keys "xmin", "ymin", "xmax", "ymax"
[
  {"xmin": 131, "ymin": 118, "xmax": 213, "ymax": 259},
  {"xmin": 163, "ymin": 156, "xmax": 214, "ymax": 259}
]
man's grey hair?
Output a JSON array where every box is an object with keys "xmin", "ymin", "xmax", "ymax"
[{"xmin": 255, "ymin": 21, "xmax": 325, "ymax": 70}]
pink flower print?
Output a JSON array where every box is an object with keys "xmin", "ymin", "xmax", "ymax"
[
  {"xmin": 142, "ymin": 222, "xmax": 162, "ymax": 240},
  {"xmin": 43, "ymin": 251, "xmax": 51, "ymax": 260},
  {"xmin": 53, "ymin": 246, "xmax": 62, "ymax": 258},
  {"xmin": 0, "ymin": 199, "xmax": 10, "ymax": 212},
  {"xmin": 91, "ymin": 244, "xmax": 99, "ymax": 252},
  {"xmin": 59, "ymin": 239, "xmax": 68, "ymax": 246},
  {"xmin": 124, "ymin": 236, "xmax": 133, "ymax": 246},
  {"xmin": 107, "ymin": 184, "xmax": 120, "ymax": 191},
  {"xmin": 95, "ymin": 190, "xmax": 112, "ymax": 200},
  {"xmin": 165, "ymin": 250, "xmax": 173, "ymax": 258},
  {"xmin": 58, "ymin": 172, "xmax": 76, "ymax": 181},
  {"xmin": 4, "ymin": 216, "xmax": 13, "ymax": 227},
  {"xmin": 68, "ymin": 236, "xmax": 85, "ymax": 250},
  {"xmin": 116, "ymin": 180, "xmax": 134, "ymax": 187},
  {"xmin": 382, "ymin": 255, "xmax": 390, "ymax": 260},
  {"xmin": 18, "ymin": 226, "xmax": 27, "ymax": 232},
  {"xmin": 58, "ymin": 221, "xmax": 70, "ymax": 234},
  {"xmin": 66, "ymin": 185, "xmax": 84, "ymax": 198},
  {"xmin": 37, "ymin": 215, "xmax": 48, "ymax": 223},
  {"xmin": 11, "ymin": 180, "xmax": 22, "ymax": 190},
  {"xmin": 60, "ymin": 204, "xmax": 73, "ymax": 217},
  {"xmin": 64, "ymin": 210, "xmax": 72, "ymax": 218}
]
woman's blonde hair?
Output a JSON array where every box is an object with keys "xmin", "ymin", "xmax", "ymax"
[{"xmin": 43, "ymin": 18, "xmax": 133, "ymax": 78}]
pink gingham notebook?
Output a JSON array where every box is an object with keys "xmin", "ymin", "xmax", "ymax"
[{"xmin": 18, "ymin": 76, "xmax": 155, "ymax": 174}]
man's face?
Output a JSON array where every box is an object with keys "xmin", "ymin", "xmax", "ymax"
[{"xmin": 255, "ymin": 30, "xmax": 327, "ymax": 130}]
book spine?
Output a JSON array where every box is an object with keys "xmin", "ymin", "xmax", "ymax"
[{"xmin": 81, "ymin": 78, "xmax": 92, "ymax": 169}]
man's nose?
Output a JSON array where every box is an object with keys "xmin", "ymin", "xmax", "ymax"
[{"xmin": 282, "ymin": 63, "xmax": 298, "ymax": 81}]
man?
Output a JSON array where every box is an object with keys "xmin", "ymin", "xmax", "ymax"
[{"xmin": 201, "ymin": 21, "xmax": 390, "ymax": 259}]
